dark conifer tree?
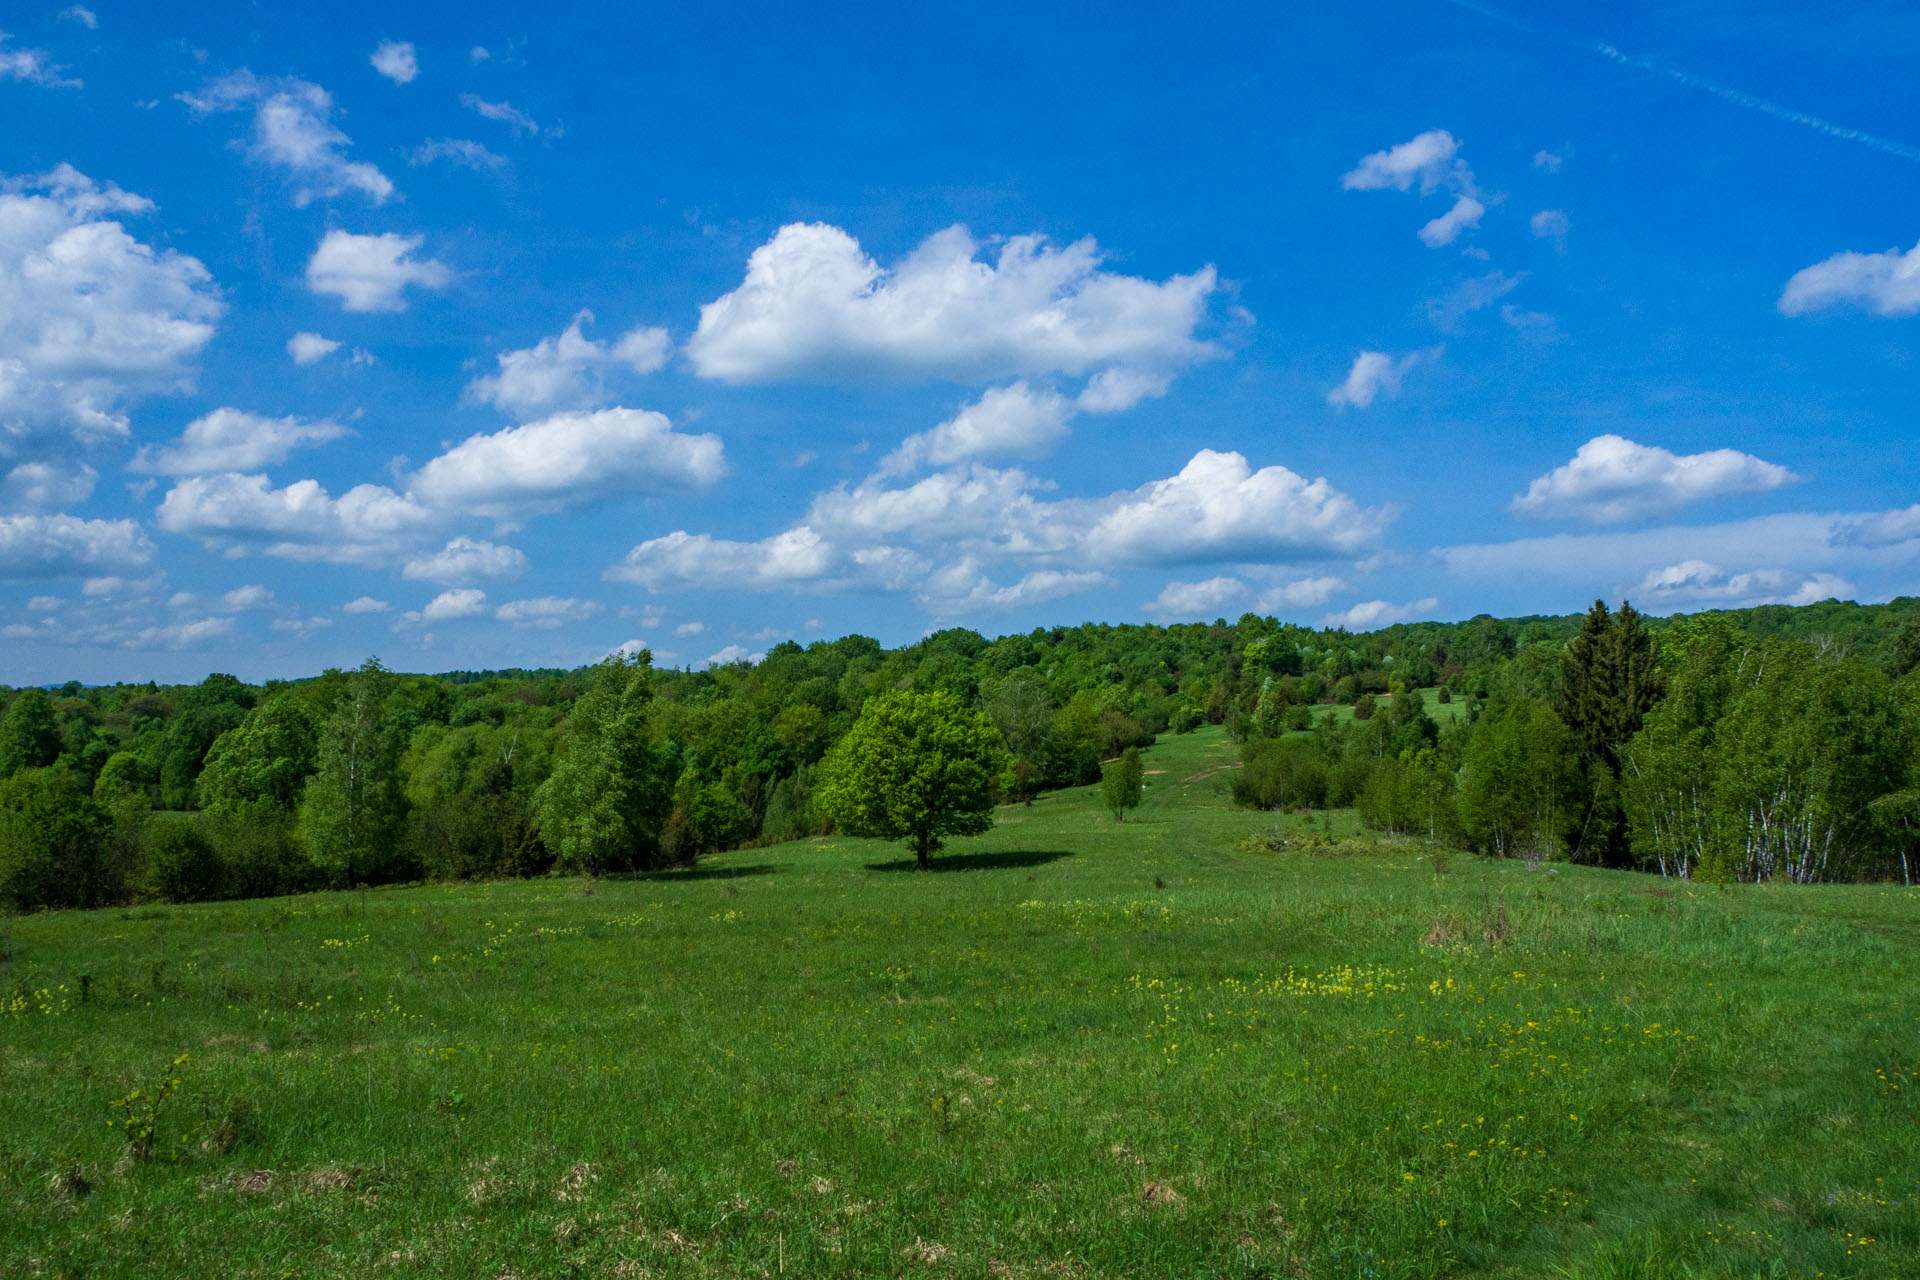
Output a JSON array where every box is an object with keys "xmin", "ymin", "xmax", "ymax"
[{"xmin": 1558, "ymin": 600, "xmax": 1664, "ymax": 866}]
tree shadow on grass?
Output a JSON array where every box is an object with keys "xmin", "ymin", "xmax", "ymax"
[
  {"xmin": 629, "ymin": 863, "xmax": 779, "ymax": 882},
  {"xmin": 864, "ymin": 849, "xmax": 1075, "ymax": 873}
]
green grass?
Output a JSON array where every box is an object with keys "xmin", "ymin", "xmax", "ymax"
[
  {"xmin": 4, "ymin": 726, "xmax": 1916, "ymax": 1278},
  {"xmin": 1311, "ymin": 686, "xmax": 1467, "ymax": 729}
]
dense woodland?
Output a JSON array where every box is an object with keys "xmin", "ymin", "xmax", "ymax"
[{"xmin": 3, "ymin": 595, "xmax": 1918, "ymax": 910}]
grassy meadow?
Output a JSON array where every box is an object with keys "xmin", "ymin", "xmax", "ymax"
[{"xmin": 3, "ymin": 726, "xmax": 1916, "ymax": 1278}]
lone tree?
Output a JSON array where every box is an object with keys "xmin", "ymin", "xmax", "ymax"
[
  {"xmin": 1102, "ymin": 746, "xmax": 1144, "ymax": 821},
  {"xmin": 815, "ymin": 690, "xmax": 1008, "ymax": 868}
]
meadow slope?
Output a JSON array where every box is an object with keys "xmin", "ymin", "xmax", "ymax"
[{"xmin": 3, "ymin": 727, "xmax": 1916, "ymax": 1278}]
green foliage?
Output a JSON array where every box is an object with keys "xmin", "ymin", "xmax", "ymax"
[
  {"xmin": 0, "ymin": 766, "xmax": 113, "ymax": 910},
  {"xmin": 10, "ymin": 595, "xmax": 1920, "ymax": 908},
  {"xmin": 0, "ymin": 687, "xmax": 61, "ymax": 779},
  {"xmin": 815, "ymin": 689, "xmax": 1008, "ymax": 867},
  {"xmin": 1101, "ymin": 746, "xmax": 1144, "ymax": 821},
  {"xmin": 982, "ymin": 668, "xmax": 1054, "ymax": 800},
  {"xmin": 1457, "ymin": 696, "xmax": 1581, "ymax": 860},
  {"xmin": 1557, "ymin": 600, "xmax": 1664, "ymax": 866},
  {"xmin": 203, "ymin": 799, "xmax": 310, "ymax": 899},
  {"xmin": 534, "ymin": 654, "xmax": 670, "ymax": 873},
  {"xmin": 197, "ymin": 698, "xmax": 320, "ymax": 816},
  {"xmin": 761, "ymin": 762, "xmax": 819, "ymax": 844},
  {"xmin": 1888, "ymin": 608, "xmax": 1920, "ymax": 678},
  {"xmin": 1624, "ymin": 622, "xmax": 1918, "ymax": 882},
  {"xmin": 1233, "ymin": 739, "xmax": 1330, "ymax": 811},
  {"xmin": 404, "ymin": 722, "xmax": 553, "ymax": 880},
  {"xmin": 1358, "ymin": 747, "xmax": 1457, "ymax": 842},
  {"xmin": 144, "ymin": 816, "xmax": 223, "ymax": 903},
  {"xmin": 299, "ymin": 659, "xmax": 409, "ymax": 887},
  {"xmin": 105, "ymin": 1054, "xmax": 192, "ymax": 1163},
  {"xmin": 92, "ymin": 750, "xmax": 154, "ymax": 808}
]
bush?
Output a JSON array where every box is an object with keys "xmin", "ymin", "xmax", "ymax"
[
  {"xmin": 0, "ymin": 767, "xmax": 112, "ymax": 910},
  {"xmin": 1232, "ymin": 741, "xmax": 1329, "ymax": 811},
  {"xmin": 146, "ymin": 817, "xmax": 223, "ymax": 903},
  {"xmin": 204, "ymin": 800, "xmax": 314, "ymax": 900},
  {"xmin": 761, "ymin": 765, "xmax": 817, "ymax": 844}
]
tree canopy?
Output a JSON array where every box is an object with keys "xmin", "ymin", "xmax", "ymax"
[{"xmin": 815, "ymin": 690, "xmax": 1008, "ymax": 868}]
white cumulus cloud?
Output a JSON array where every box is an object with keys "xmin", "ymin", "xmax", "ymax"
[
  {"xmin": 1530, "ymin": 208, "xmax": 1570, "ymax": 247},
  {"xmin": 1836, "ymin": 504, "xmax": 1920, "ymax": 548},
  {"xmin": 1, "ymin": 460, "xmax": 97, "ymax": 513},
  {"xmin": 306, "ymin": 230, "xmax": 449, "ymax": 312},
  {"xmin": 130, "ymin": 407, "xmax": 348, "ymax": 475},
  {"xmin": 1256, "ymin": 575, "xmax": 1347, "ymax": 612},
  {"xmin": 1344, "ymin": 129, "xmax": 1486, "ymax": 249},
  {"xmin": 1085, "ymin": 449, "xmax": 1389, "ymax": 567},
  {"xmin": 686, "ymin": 222, "xmax": 1219, "ymax": 384},
  {"xmin": 1419, "ymin": 196, "xmax": 1485, "ymax": 247},
  {"xmin": 495, "ymin": 595, "xmax": 601, "ymax": 628},
  {"xmin": 341, "ymin": 595, "xmax": 389, "ymax": 614},
  {"xmin": 1778, "ymin": 240, "xmax": 1920, "ymax": 317},
  {"xmin": 1631, "ymin": 561, "xmax": 1851, "ymax": 610},
  {"xmin": 411, "ymin": 406, "xmax": 724, "ymax": 524},
  {"xmin": 286, "ymin": 332, "xmax": 340, "ymax": 365},
  {"xmin": 216, "ymin": 584, "xmax": 276, "ymax": 612},
  {"xmin": 370, "ymin": 41, "xmax": 417, "ymax": 85},
  {"xmin": 401, "ymin": 537, "xmax": 529, "ymax": 587},
  {"xmin": 807, "ymin": 464, "xmax": 1053, "ymax": 548},
  {"xmin": 156, "ymin": 472, "xmax": 435, "ymax": 563},
  {"xmin": 1322, "ymin": 598, "xmax": 1439, "ymax": 631},
  {"xmin": 879, "ymin": 381, "xmax": 1073, "ymax": 476},
  {"xmin": 404, "ymin": 588, "xmax": 487, "ymax": 623},
  {"xmin": 1342, "ymin": 130, "xmax": 1467, "ymax": 193},
  {"xmin": 705, "ymin": 644, "xmax": 765, "ymax": 667},
  {"xmin": 465, "ymin": 311, "xmax": 672, "ymax": 417},
  {"xmin": 1510, "ymin": 434, "xmax": 1797, "ymax": 524},
  {"xmin": 1327, "ymin": 349, "xmax": 1435, "ymax": 409},
  {"xmin": 0, "ymin": 513, "xmax": 153, "ymax": 579},
  {"xmin": 402, "ymin": 536, "xmax": 528, "ymax": 584},
  {"xmin": 178, "ymin": 71, "xmax": 394, "ymax": 205},
  {"xmin": 0, "ymin": 33, "xmax": 78, "ymax": 88},
  {"xmin": 607, "ymin": 527, "xmax": 840, "ymax": 592},
  {"xmin": 0, "ymin": 165, "xmax": 222, "ymax": 455},
  {"xmin": 1144, "ymin": 574, "xmax": 1353, "ymax": 623},
  {"xmin": 919, "ymin": 559, "xmax": 1110, "ymax": 617},
  {"xmin": 1144, "ymin": 576, "xmax": 1246, "ymax": 620}
]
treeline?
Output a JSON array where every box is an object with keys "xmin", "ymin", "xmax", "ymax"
[
  {"xmin": 1234, "ymin": 603, "xmax": 1920, "ymax": 884},
  {"xmin": 2, "ymin": 598, "xmax": 1917, "ymax": 908}
]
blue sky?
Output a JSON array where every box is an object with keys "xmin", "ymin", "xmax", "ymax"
[{"xmin": 2, "ymin": 1, "xmax": 1917, "ymax": 682}]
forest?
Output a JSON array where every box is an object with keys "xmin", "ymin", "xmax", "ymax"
[{"xmin": 3, "ymin": 594, "xmax": 1918, "ymax": 910}]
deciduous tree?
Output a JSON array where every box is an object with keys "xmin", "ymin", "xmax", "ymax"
[
  {"xmin": 300, "ymin": 659, "xmax": 408, "ymax": 887},
  {"xmin": 1102, "ymin": 746, "xmax": 1144, "ymax": 821},
  {"xmin": 534, "ymin": 653, "xmax": 670, "ymax": 873},
  {"xmin": 815, "ymin": 690, "xmax": 1007, "ymax": 868}
]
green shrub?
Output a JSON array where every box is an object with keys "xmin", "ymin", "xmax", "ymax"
[{"xmin": 146, "ymin": 817, "xmax": 223, "ymax": 903}]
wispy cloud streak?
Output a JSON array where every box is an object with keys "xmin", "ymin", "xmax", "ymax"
[{"xmin": 1442, "ymin": 0, "xmax": 1920, "ymax": 164}]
